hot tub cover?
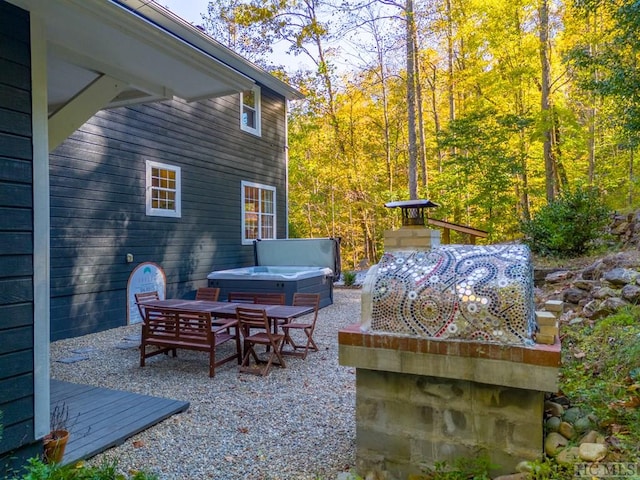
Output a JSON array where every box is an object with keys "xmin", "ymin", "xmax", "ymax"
[
  {"xmin": 254, "ymin": 238, "xmax": 341, "ymax": 280},
  {"xmin": 362, "ymin": 244, "xmax": 536, "ymax": 345}
]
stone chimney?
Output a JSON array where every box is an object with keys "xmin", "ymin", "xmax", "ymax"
[{"xmin": 384, "ymin": 199, "xmax": 441, "ymax": 251}]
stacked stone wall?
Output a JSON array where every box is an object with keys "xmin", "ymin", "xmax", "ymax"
[{"xmin": 355, "ymin": 369, "xmax": 545, "ymax": 478}]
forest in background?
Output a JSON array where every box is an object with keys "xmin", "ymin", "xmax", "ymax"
[{"xmin": 200, "ymin": 0, "xmax": 640, "ymax": 269}]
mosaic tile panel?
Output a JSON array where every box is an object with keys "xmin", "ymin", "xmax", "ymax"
[{"xmin": 365, "ymin": 244, "xmax": 536, "ymax": 345}]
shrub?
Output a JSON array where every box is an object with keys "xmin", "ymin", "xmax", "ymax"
[
  {"xmin": 342, "ymin": 271, "xmax": 357, "ymax": 287},
  {"xmin": 9, "ymin": 458, "xmax": 158, "ymax": 480},
  {"xmin": 521, "ymin": 185, "xmax": 610, "ymax": 257}
]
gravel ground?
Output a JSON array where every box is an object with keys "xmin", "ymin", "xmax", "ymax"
[{"xmin": 50, "ymin": 289, "xmax": 362, "ymax": 480}]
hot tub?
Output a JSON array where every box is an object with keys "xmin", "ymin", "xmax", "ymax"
[{"xmin": 207, "ymin": 238, "xmax": 340, "ymax": 308}]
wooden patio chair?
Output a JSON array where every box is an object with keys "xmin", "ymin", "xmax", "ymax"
[
  {"xmin": 253, "ymin": 292, "xmax": 285, "ymax": 305},
  {"xmin": 134, "ymin": 290, "xmax": 160, "ymax": 320},
  {"xmin": 280, "ymin": 293, "xmax": 320, "ymax": 359},
  {"xmin": 195, "ymin": 287, "xmax": 220, "ymax": 301},
  {"xmin": 227, "ymin": 292, "xmax": 256, "ymax": 303},
  {"xmin": 236, "ymin": 306, "xmax": 286, "ymax": 376}
]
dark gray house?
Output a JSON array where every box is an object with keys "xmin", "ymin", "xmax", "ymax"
[{"xmin": 0, "ymin": 0, "xmax": 302, "ymax": 468}]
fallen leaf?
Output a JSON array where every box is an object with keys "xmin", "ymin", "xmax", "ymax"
[
  {"xmin": 238, "ymin": 427, "xmax": 249, "ymax": 434},
  {"xmin": 627, "ymin": 384, "xmax": 640, "ymax": 392},
  {"xmin": 622, "ymin": 396, "xmax": 640, "ymax": 408},
  {"xmin": 574, "ymin": 351, "xmax": 586, "ymax": 359},
  {"xmin": 132, "ymin": 440, "xmax": 145, "ymax": 448}
]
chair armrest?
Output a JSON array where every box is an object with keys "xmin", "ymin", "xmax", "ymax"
[{"xmin": 213, "ymin": 318, "xmax": 237, "ymax": 331}]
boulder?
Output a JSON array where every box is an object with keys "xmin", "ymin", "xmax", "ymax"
[
  {"xmin": 582, "ymin": 260, "xmax": 605, "ymax": 280},
  {"xmin": 545, "ymin": 432, "xmax": 569, "ymax": 456},
  {"xmin": 592, "ymin": 286, "xmax": 619, "ymax": 299},
  {"xmin": 562, "ymin": 407, "xmax": 583, "ymax": 423},
  {"xmin": 545, "ymin": 416, "xmax": 561, "ymax": 432},
  {"xmin": 563, "ymin": 288, "xmax": 588, "ymax": 305},
  {"xmin": 622, "ymin": 284, "xmax": 640, "ymax": 302},
  {"xmin": 559, "ymin": 421, "xmax": 577, "ymax": 440},
  {"xmin": 574, "ymin": 416, "xmax": 593, "ymax": 433},
  {"xmin": 579, "ymin": 442, "xmax": 608, "ymax": 462},
  {"xmin": 556, "ymin": 447, "xmax": 581, "ymax": 465},
  {"xmin": 546, "ymin": 270, "xmax": 574, "ymax": 283},
  {"xmin": 544, "ymin": 401, "xmax": 565, "ymax": 417},
  {"xmin": 603, "ymin": 267, "xmax": 639, "ymax": 286},
  {"xmin": 573, "ymin": 279, "xmax": 597, "ymax": 291},
  {"xmin": 591, "ymin": 297, "xmax": 629, "ymax": 319}
]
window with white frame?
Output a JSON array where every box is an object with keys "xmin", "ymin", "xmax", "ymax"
[
  {"xmin": 240, "ymin": 86, "xmax": 261, "ymax": 136},
  {"xmin": 146, "ymin": 160, "xmax": 181, "ymax": 218},
  {"xmin": 242, "ymin": 181, "xmax": 275, "ymax": 244}
]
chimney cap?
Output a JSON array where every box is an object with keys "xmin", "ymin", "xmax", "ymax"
[{"xmin": 384, "ymin": 199, "xmax": 439, "ymax": 209}]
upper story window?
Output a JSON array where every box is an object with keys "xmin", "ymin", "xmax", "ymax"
[
  {"xmin": 146, "ymin": 160, "xmax": 181, "ymax": 218},
  {"xmin": 242, "ymin": 181, "xmax": 275, "ymax": 244},
  {"xmin": 240, "ymin": 86, "xmax": 261, "ymax": 136}
]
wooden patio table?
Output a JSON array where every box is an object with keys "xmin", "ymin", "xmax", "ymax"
[{"xmin": 137, "ymin": 299, "xmax": 313, "ymax": 337}]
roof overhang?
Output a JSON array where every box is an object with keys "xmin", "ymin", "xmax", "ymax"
[
  {"xmin": 9, "ymin": 0, "xmax": 256, "ymax": 112},
  {"xmin": 118, "ymin": 0, "xmax": 306, "ymax": 101}
]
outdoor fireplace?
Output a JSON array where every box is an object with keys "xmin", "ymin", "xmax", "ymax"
[{"xmin": 339, "ymin": 208, "xmax": 560, "ymax": 479}]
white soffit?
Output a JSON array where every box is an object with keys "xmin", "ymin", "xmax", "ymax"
[
  {"xmin": 119, "ymin": 0, "xmax": 306, "ymax": 101},
  {"xmin": 8, "ymin": 0, "xmax": 256, "ymax": 113}
]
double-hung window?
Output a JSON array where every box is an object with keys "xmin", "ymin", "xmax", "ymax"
[
  {"xmin": 242, "ymin": 181, "xmax": 275, "ymax": 244},
  {"xmin": 240, "ymin": 86, "xmax": 261, "ymax": 136},
  {"xmin": 146, "ymin": 160, "xmax": 181, "ymax": 218}
]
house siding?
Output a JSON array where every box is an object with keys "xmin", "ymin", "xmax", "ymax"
[
  {"xmin": 50, "ymin": 88, "xmax": 288, "ymax": 339},
  {"xmin": 0, "ymin": 0, "xmax": 37, "ymax": 465}
]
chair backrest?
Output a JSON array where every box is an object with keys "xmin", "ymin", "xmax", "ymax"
[
  {"xmin": 292, "ymin": 293, "xmax": 320, "ymax": 323},
  {"xmin": 235, "ymin": 307, "xmax": 270, "ymax": 336},
  {"xmin": 227, "ymin": 292, "xmax": 256, "ymax": 303},
  {"xmin": 144, "ymin": 308, "xmax": 212, "ymax": 344},
  {"xmin": 135, "ymin": 291, "xmax": 160, "ymax": 319},
  {"xmin": 254, "ymin": 292, "xmax": 285, "ymax": 305},
  {"xmin": 195, "ymin": 287, "xmax": 220, "ymax": 301}
]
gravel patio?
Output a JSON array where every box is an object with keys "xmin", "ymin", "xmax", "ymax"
[{"xmin": 50, "ymin": 288, "xmax": 361, "ymax": 480}]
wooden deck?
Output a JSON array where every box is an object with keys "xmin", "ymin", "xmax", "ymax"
[{"xmin": 50, "ymin": 379, "xmax": 189, "ymax": 464}]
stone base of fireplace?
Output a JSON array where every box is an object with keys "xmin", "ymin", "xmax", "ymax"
[{"xmin": 339, "ymin": 325, "xmax": 561, "ymax": 478}]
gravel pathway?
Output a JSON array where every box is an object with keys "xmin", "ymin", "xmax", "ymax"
[{"xmin": 50, "ymin": 289, "xmax": 361, "ymax": 480}]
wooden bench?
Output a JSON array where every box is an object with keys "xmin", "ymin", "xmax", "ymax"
[{"xmin": 140, "ymin": 307, "xmax": 241, "ymax": 377}]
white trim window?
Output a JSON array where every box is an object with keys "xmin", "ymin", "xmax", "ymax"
[
  {"xmin": 146, "ymin": 160, "xmax": 181, "ymax": 217},
  {"xmin": 242, "ymin": 181, "xmax": 275, "ymax": 244},
  {"xmin": 240, "ymin": 86, "xmax": 261, "ymax": 136}
]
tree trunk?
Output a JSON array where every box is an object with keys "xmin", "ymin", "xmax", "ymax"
[
  {"xmin": 412, "ymin": 25, "xmax": 428, "ymax": 194},
  {"xmin": 406, "ymin": 0, "xmax": 418, "ymax": 199},
  {"xmin": 539, "ymin": 0, "xmax": 556, "ymax": 202}
]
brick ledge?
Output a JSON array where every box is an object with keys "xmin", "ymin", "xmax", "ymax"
[{"xmin": 338, "ymin": 323, "xmax": 561, "ymax": 368}]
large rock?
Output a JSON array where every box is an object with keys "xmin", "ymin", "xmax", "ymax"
[
  {"xmin": 559, "ymin": 421, "xmax": 576, "ymax": 440},
  {"xmin": 546, "ymin": 270, "xmax": 574, "ymax": 283},
  {"xmin": 622, "ymin": 284, "xmax": 640, "ymax": 302},
  {"xmin": 582, "ymin": 260, "xmax": 606, "ymax": 280},
  {"xmin": 573, "ymin": 279, "xmax": 597, "ymax": 291},
  {"xmin": 603, "ymin": 267, "xmax": 639, "ymax": 286},
  {"xmin": 592, "ymin": 286, "xmax": 619, "ymax": 299},
  {"xmin": 591, "ymin": 297, "xmax": 629, "ymax": 319},
  {"xmin": 545, "ymin": 432, "xmax": 569, "ymax": 456},
  {"xmin": 579, "ymin": 442, "xmax": 608, "ymax": 462},
  {"xmin": 556, "ymin": 447, "xmax": 581, "ymax": 465},
  {"xmin": 563, "ymin": 288, "xmax": 588, "ymax": 305}
]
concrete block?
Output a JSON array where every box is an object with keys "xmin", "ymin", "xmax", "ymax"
[
  {"xmin": 535, "ymin": 333, "xmax": 556, "ymax": 345},
  {"xmin": 535, "ymin": 310, "xmax": 558, "ymax": 325},
  {"xmin": 544, "ymin": 300, "xmax": 564, "ymax": 312},
  {"xmin": 538, "ymin": 324, "xmax": 558, "ymax": 337}
]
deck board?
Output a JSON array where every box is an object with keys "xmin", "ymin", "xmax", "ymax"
[{"xmin": 50, "ymin": 379, "xmax": 189, "ymax": 464}]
